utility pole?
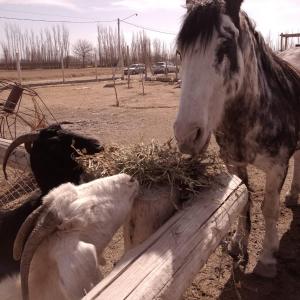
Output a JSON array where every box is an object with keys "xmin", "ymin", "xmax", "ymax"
[
  {"xmin": 117, "ymin": 14, "xmax": 138, "ymax": 80},
  {"xmin": 117, "ymin": 18, "xmax": 124, "ymax": 79}
]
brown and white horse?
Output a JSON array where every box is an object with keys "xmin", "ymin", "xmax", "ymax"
[{"xmin": 174, "ymin": 0, "xmax": 300, "ymax": 278}]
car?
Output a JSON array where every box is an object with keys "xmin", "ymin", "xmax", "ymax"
[
  {"xmin": 124, "ymin": 63, "xmax": 145, "ymax": 75},
  {"xmin": 152, "ymin": 62, "xmax": 178, "ymax": 74}
]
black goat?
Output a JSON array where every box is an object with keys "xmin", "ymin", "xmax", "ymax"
[{"xmin": 0, "ymin": 124, "xmax": 102, "ymax": 279}]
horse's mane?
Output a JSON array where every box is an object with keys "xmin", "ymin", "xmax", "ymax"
[
  {"xmin": 242, "ymin": 13, "xmax": 300, "ymax": 102},
  {"xmin": 177, "ymin": 0, "xmax": 222, "ymax": 53},
  {"xmin": 177, "ymin": 1, "xmax": 300, "ymax": 103}
]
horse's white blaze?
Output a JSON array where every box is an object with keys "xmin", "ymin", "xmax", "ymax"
[
  {"xmin": 174, "ymin": 33, "xmax": 224, "ymax": 155},
  {"xmin": 175, "ymin": 14, "xmax": 244, "ymax": 155}
]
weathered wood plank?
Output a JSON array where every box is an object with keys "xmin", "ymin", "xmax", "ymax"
[
  {"xmin": 0, "ymin": 138, "xmax": 29, "ymax": 169},
  {"xmin": 280, "ymin": 33, "xmax": 300, "ymax": 38},
  {"xmin": 84, "ymin": 175, "xmax": 248, "ymax": 300}
]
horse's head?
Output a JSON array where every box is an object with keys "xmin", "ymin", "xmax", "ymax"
[{"xmin": 174, "ymin": 0, "xmax": 245, "ymax": 155}]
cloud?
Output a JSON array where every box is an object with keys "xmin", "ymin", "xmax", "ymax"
[
  {"xmin": 242, "ymin": 0, "xmax": 300, "ymax": 44},
  {"xmin": 111, "ymin": 0, "xmax": 183, "ymax": 12},
  {"xmin": 0, "ymin": 0, "xmax": 78, "ymax": 10},
  {"xmin": 90, "ymin": 5, "xmax": 121, "ymax": 12}
]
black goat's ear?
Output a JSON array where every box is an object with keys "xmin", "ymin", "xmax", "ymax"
[{"xmin": 225, "ymin": 0, "xmax": 243, "ymax": 28}]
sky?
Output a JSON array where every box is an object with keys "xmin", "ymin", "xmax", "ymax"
[{"xmin": 0, "ymin": 0, "xmax": 299, "ymax": 53}]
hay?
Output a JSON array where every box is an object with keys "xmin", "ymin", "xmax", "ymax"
[{"xmin": 76, "ymin": 140, "xmax": 225, "ymax": 194}]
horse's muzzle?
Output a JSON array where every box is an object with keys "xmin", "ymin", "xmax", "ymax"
[{"xmin": 176, "ymin": 133, "xmax": 211, "ymax": 156}]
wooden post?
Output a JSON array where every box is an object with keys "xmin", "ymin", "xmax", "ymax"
[
  {"xmin": 16, "ymin": 52, "xmax": 22, "ymax": 84},
  {"xmin": 165, "ymin": 60, "xmax": 168, "ymax": 78},
  {"xmin": 140, "ymin": 72, "xmax": 145, "ymax": 96},
  {"xmin": 83, "ymin": 175, "xmax": 248, "ymax": 300},
  {"xmin": 127, "ymin": 46, "xmax": 131, "ymax": 88},
  {"xmin": 61, "ymin": 49, "xmax": 65, "ymax": 84},
  {"xmin": 112, "ymin": 68, "xmax": 119, "ymax": 107},
  {"xmin": 285, "ymin": 36, "xmax": 288, "ymax": 51},
  {"xmin": 95, "ymin": 52, "xmax": 98, "ymax": 81},
  {"xmin": 175, "ymin": 52, "xmax": 179, "ymax": 81}
]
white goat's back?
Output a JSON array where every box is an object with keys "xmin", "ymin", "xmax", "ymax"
[{"xmin": 28, "ymin": 234, "xmax": 101, "ymax": 300}]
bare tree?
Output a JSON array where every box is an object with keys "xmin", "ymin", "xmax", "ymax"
[
  {"xmin": 97, "ymin": 25, "xmax": 122, "ymax": 67},
  {"xmin": 1, "ymin": 43, "xmax": 9, "ymax": 68},
  {"xmin": 0, "ymin": 23, "xmax": 70, "ymax": 68},
  {"xmin": 73, "ymin": 39, "xmax": 94, "ymax": 68}
]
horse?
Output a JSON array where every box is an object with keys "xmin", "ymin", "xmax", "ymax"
[
  {"xmin": 279, "ymin": 46, "xmax": 300, "ymax": 72},
  {"xmin": 174, "ymin": 0, "xmax": 300, "ymax": 278}
]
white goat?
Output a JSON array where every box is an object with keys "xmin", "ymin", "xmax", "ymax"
[{"xmin": 0, "ymin": 173, "xmax": 139, "ymax": 300}]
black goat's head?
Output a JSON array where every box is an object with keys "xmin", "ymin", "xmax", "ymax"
[{"xmin": 3, "ymin": 124, "xmax": 103, "ymax": 194}]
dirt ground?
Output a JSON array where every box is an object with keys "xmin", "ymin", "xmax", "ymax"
[{"xmin": 1, "ymin": 78, "xmax": 300, "ymax": 299}]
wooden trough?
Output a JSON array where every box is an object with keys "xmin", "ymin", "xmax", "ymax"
[
  {"xmin": 84, "ymin": 175, "xmax": 247, "ymax": 300},
  {"xmin": 0, "ymin": 138, "xmax": 248, "ymax": 299}
]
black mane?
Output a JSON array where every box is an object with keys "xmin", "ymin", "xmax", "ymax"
[
  {"xmin": 242, "ymin": 13, "xmax": 300, "ymax": 105},
  {"xmin": 177, "ymin": 0, "xmax": 222, "ymax": 53}
]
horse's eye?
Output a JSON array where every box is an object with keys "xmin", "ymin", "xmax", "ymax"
[
  {"xmin": 216, "ymin": 39, "xmax": 233, "ymax": 64},
  {"xmin": 215, "ymin": 37, "xmax": 239, "ymax": 74},
  {"xmin": 222, "ymin": 38, "xmax": 234, "ymax": 47}
]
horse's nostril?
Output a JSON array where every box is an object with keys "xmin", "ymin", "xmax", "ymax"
[{"xmin": 194, "ymin": 128, "xmax": 202, "ymax": 143}]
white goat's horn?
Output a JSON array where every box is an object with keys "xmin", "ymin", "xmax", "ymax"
[
  {"xmin": 20, "ymin": 208, "xmax": 61, "ymax": 300},
  {"xmin": 13, "ymin": 203, "xmax": 49, "ymax": 261},
  {"xmin": 2, "ymin": 132, "xmax": 39, "ymax": 180}
]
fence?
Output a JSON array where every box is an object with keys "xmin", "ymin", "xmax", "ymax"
[{"xmin": 280, "ymin": 33, "xmax": 300, "ymax": 51}]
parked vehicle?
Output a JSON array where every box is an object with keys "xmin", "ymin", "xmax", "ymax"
[
  {"xmin": 124, "ymin": 64, "xmax": 145, "ymax": 75},
  {"xmin": 152, "ymin": 62, "xmax": 178, "ymax": 74}
]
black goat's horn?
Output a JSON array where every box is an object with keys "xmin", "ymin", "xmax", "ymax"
[{"xmin": 2, "ymin": 132, "xmax": 39, "ymax": 180}]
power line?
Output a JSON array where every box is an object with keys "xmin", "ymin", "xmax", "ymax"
[
  {"xmin": 0, "ymin": 16, "xmax": 115, "ymax": 24},
  {"xmin": 0, "ymin": 14, "xmax": 177, "ymax": 36},
  {"xmin": 121, "ymin": 20, "xmax": 176, "ymax": 36},
  {"xmin": 0, "ymin": 8, "xmax": 94, "ymax": 20}
]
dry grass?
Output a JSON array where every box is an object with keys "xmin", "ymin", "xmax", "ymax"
[{"xmin": 76, "ymin": 140, "xmax": 225, "ymax": 194}]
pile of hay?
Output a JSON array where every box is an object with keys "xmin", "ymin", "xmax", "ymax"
[{"xmin": 76, "ymin": 140, "xmax": 225, "ymax": 194}]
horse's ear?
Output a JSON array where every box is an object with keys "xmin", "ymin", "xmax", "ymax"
[
  {"xmin": 186, "ymin": 0, "xmax": 197, "ymax": 11},
  {"xmin": 225, "ymin": 0, "xmax": 243, "ymax": 28}
]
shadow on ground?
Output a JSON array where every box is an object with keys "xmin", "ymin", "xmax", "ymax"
[{"xmin": 219, "ymin": 206, "xmax": 300, "ymax": 300}]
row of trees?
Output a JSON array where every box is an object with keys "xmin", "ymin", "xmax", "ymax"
[
  {"xmin": 0, "ymin": 23, "xmax": 176, "ymax": 69},
  {"xmin": 1, "ymin": 23, "xmax": 70, "ymax": 69}
]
